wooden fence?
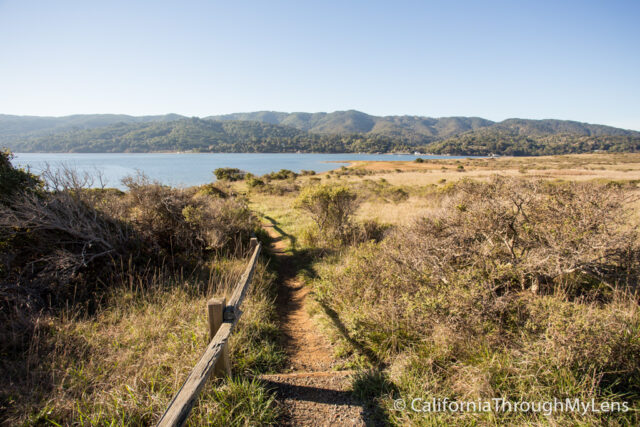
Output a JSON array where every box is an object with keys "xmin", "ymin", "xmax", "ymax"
[{"xmin": 157, "ymin": 237, "xmax": 261, "ymax": 427}]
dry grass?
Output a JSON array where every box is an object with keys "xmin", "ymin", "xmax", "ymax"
[
  {"xmin": 342, "ymin": 153, "xmax": 640, "ymax": 186},
  {"xmin": 208, "ymin": 153, "xmax": 640, "ymax": 425},
  {"xmin": 240, "ymin": 153, "xmax": 640, "ymax": 229},
  {"xmin": 1, "ymin": 158, "xmax": 283, "ymax": 425},
  {"xmin": 247, "ymin": 192, "xmax": 314, "ymax": 252},
  {"xmin": 310, "ymin": 176, "xmax": 640, "ymax": 425},
  {"xmin": 3, "ymin": 259, "xmax": 282, "ymax": 426},
  {"xmin": 315, "ymin": 154, "xmax": 640, "ymax": 228}
]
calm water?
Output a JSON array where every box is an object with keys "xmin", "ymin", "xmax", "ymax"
[{"xmin": 13, "ymin": 152, "xmax": 474, "ymax": 189}]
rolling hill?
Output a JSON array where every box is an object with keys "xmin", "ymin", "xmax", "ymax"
[
  {"xmin": 0, "ymin": 113, "xmax": 184, "ymax": 140},
  {"xmin": 207, "ymin": 110, "xmax": 494, "ymax": 143},
  {"xmin": 2, "ymin": 111, "xmax": 639, "ymax": 155}
]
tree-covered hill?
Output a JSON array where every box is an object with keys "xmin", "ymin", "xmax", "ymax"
[
  {"xmin": 424, "ymin": 120, "xmax": 640, "ymax": 155},
  {"xmin": 207, "ymin": 110, "xmax": 494, "ymax": 142},
  {"xmin": 2, "ymin": 111, "xmax": 639, "ymax": 155},
  {"xmin": 4, "ymin": 118, "xmax": 403, "ymax": 153},
  {"xmin": 0, "ymin": 113, "xmax": 184, "ymax": 141}
]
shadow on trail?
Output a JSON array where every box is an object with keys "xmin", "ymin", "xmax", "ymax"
[
  {"xmin": 256, "ymin": 375, "xmax": 394, "ymax": 427},
  {"xmin": 262, "ymin": 378, "xmax": 355, "ymax": 406},
  {"xmin": 317, "ymin": 300, "xmax": 383, "ymax": 367},
  {"xmin": 261, "ymin": 216, "xmax": 395, "ymax": 426},
  {"xmin": 262, "ymin": 215, "xmax": 382, "ymax": 368},
  {"xmin": 263, "ymin": 215, "xmax": 297, "ymax": 250}
]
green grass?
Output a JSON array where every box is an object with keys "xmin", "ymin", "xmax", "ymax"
[{"xmin": 248, "ymin": 192, "xmax": 314, "ymax": 252}]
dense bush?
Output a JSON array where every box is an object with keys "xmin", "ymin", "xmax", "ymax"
[
  {"xmin": 195, "ymin": 182, "xmax": 228, "ymax": 198},
  {"xmin": 264, "ymin": 169, "xmax": 298, "ymax": 180},
  {"xmin": 246, "ymin": 176, "xmax": 265, "ymax": 188},
  {"xmin": 0, "ymin": 157, "xmax": 281, "ymax": 425},
  {"xmin": 353, "ymin": 179, "xmax": 410, "ymax": 203},
  {"xmin": 118, "ymin": 174, "xmax": 254, "ymax": 257},
  {"xmin": 1, "ymin": 159, "xmax": 257, "ymax": 361},
  {"xmin": 214, "ymin": 167, "xmax": 245, "ymax": 181},
  {"xmin": 0, "ymin": 150, "xmax": 42, "ymax": 202},
  {"xmin": 295, "ymin": 184, "xmax": 359, "ymax": 244},
  {"xmin": 251, "ymin": 181, "xmax": 299, "ymax": 196}
]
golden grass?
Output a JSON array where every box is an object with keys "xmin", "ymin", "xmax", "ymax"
[
  {"xmin": 342, "ymin": 153, "xmax": 640, "ymax": 187},
  {"xmin": 231, "ymin": 154, "xmax": 640, "ymax": 425},
  {"xmin": 311, "ymin": 177, "xmax": 640, "ymax": 426},
  {"xmin": 5, "ymin": 260, "xmax": 281, "ymax": 426},
  {"xmin": 356, "ymin": 197, "xmax": 437, "ymax": 226},
  {"xmin": 233, "ymin": 154, "xmax": 640, "ymax": 230},
  {"xmin": 321, "ymin": 154, "xmax": 640, "ymax": 226}
]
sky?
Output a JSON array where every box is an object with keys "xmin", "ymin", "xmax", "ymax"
[{"xmin": 0, "ymin": 0, "xmax": 639, "ymax": 130}]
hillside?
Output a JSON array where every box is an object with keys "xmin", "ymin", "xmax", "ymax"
[
  {"xmin": 426, "ymin": 120, "xmax": 640, "ymax": 155},
  {"xmin": 3, "ymin": 118, "xmax": 402, "ymax": 153},
  {"xmin": 0, "ymin": 113, "xmax": 184, "ymax": 140},
  {"xmin": 2, "ymin": 111, "xmax": 639, "ymax": 155},
  {"xmin": 207, "ymin": 110, "xmax": 494, "ymax": 143}
]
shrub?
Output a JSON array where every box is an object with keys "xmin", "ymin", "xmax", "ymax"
[
  {"xmin": 265, "ymin": 169, "xmax": 297, "ymax": 180},
  {"xmin": 251, "ymin": 181, "xmax": 299, "ymax": 196},
  {"xmin": 0, "ymin": 170, "xmax": 257, "ymax": 362},
  {"xmin": 333, "ymin": 167, "xmax": 373, "ymax": 177},
  {"xmin": 350, "ymin": 219, "xmax": 392, "ymax": 244},
  {"xmin": 246, "ymin": 177, "xmax": 265, "ymax": 188},
  {"xmin": 414, "ymin": 158, "xmax": 424, "ymax": 163},
  {"xmin": 119, "ymin": 174, "xmax": 255, "ymax": 257},
  {"xmin": 196, "ymin": 183, "xmax": 228, "ymax": 198},
  {"xmin": 214, "ymin": 167, "xmax": 245, "ymax": 181},
  {"xmin": 315, "ymin": 176, "xmax": 640, "ymax": 424},
  {"xmin": 0, "ymin": 164, "xmax": 270, "ymax": 425},
  {"xmin": 0, "ymin": 150, "xmax": 42, "ymax": 202},
  {"xmin": 295, "ymin": 184, "xmax": 360, "ymax": 244},
  {"xmin": 354, "ymin": 179, "xmax": 410, "ymax": 204}
]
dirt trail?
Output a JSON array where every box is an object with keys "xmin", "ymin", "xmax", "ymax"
[{"xmin": 260, "ymin": 223, "xmax": 371, "ymax": 426}]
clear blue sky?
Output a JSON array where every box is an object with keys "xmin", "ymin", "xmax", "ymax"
[{"xmin": 1, "ymin": 0, "xmax": 639, "ymax": 129}]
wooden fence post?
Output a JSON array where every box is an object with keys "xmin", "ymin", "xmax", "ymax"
[
  {"xmin": 207, "ymin": 297, "xmax": 231, "ymax": 377},
  {"xmin": 158, "ymin": 242, "xmax": 261, "ymax": 426}
]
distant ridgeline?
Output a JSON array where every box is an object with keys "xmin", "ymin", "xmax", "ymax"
[{"xmin": 1, "ymin": 111, "xmax": 639, "ymax": 155}]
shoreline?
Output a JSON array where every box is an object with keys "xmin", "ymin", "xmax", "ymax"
[{"xmin": 12, "ymin": 151, "xmax": 476, "ymax": 156}]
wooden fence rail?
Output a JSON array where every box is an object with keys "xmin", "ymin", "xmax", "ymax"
[{"xmin": 157, "ymin": 238, "xmax": 261, "ymax": 427}]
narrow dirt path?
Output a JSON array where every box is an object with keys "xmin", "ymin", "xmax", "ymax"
[
  {"xmin": 266, "ymin": 224, "xmax": 333, "ymax": 372},
  {"xmin": 260, "ymin": 223, "xmax": 371, "ymax": 426}
]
